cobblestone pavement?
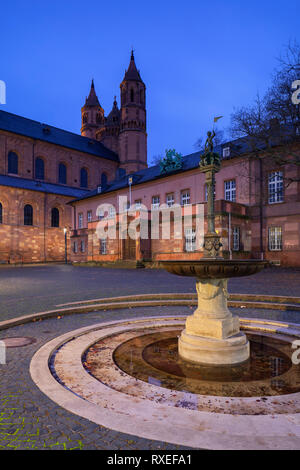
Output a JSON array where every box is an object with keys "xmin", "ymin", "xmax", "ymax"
[
  {"xmin": 1, "ymin": 305, "xmax": 300, "ymax": 450},
  {"xmin": 0, "ymin": 264, "xmax": 299, "ymax": 321},
  {"xmin": 0, "ymin": 264, "xmax": 300, "ymax": 450},
  {"xmin": 0, "ymin": 307, "xmax": 195, "ymax": 450}
]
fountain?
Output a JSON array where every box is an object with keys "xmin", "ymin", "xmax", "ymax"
[
  {"xmin": 160, "ymin": 130, "xmax": 267, "ymax": 365},
  {"xmin": 29, "ymin": 131, "xmax": 300, "ymax": 450}
]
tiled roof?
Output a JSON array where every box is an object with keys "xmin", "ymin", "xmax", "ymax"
[
  {"xmin": 0, "ymin": 110, "xmax": 119, "ymax": 162},
  {"xmin": 69, "ymin": 151, "xmax": 205, "ymax": 203},
  {"xmin": 0, "ymin": 174, "xmax": 91, "ymax": 198},
  {"xmin": 68, "ymin": 137, "xmax": 255, "ymax": 204}
]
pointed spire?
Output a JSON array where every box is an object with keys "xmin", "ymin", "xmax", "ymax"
[
  {"xmin": 123, "ymin": 50, "xmax": 143, "ymax": 82},
  {"xmin": 84, "ymin": 79, "xmax": 101, "ymax": 106},
  {"xmin": 107, "ymin": 95, "xmax": 120, "ymax": 125}
]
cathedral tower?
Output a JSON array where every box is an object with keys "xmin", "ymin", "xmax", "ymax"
[
  {"xmin": 96, "ymin": 96, "xmax": 120, "ymax": 154},
  {"xmin": 81, "ymin": 80, "xmax": 104, "ymax": 139},
  {"xmin": 119, "ymin": 51, "xmax": 147, "ymax": 173}
]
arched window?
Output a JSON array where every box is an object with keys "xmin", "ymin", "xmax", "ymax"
[
  {"xmin": 80, "ymin": 168, "xmax": 88, "ymax": 188},
  {"xmin": 58, "ymin": 163, "xmax": 67, "ymax": 184},
  {"xmin": 130, "ymin": 89, "xmax": 134, "ymax": 102},
  {"xmin": 35, "ymin": 157, "xmax": 44, "ymax": 180},
  {"xmin": 24, "ymin": 204, "xmax": 33, "ymax": 226},
  {"xmin": 101, "ymin": 172, "xmax": 107, "ymax": 187},
  {"xmin": 51, "ymin": 208, "xmax": 59, "ymax": 227},
  {"xmin": 8, "ymin": 151, "xmax": 18, "ymax": 174},
  {"xmin": 0, "ymin": 203, "xmax": 2, "ymax": 224}
]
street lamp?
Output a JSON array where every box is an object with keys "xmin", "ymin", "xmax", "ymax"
[{"xmin": 63, "ymin": 228, "xmax": 67, "ymax": 264}]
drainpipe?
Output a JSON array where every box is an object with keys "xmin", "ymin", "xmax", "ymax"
[
  {"xmin": 228, "ymin": 211, "xmax": 232, "ymax": 260},
  {"xmin": 44, "ymin": 192, "xmax": 47, "ymax": 262},
  {"xmin": 259, "ymin": 157, "xmax": 264, "ymax": 260}
]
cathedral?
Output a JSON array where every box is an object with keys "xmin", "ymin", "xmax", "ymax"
[
  {"xmin": 80, "ymin": 50, "xmax": 147, "ymax": 175},
  {"xmin": 0, "ymin": 52, "xmax": 299, "ymax": 267}
]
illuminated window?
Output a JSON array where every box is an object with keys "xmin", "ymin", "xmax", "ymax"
[
  {"xmin": 268, "ymin": 227, "xmax": 282, "ymax": 251},
  {"xmin": 166, "ymin": 193, "xmax": 174, "ymax": 207},
  {"xmin": 223, "ymin": 147, "xmax": 230, "ymax": 158},
  {"xmin": 100, "ymin": 239, "xmax": 107, "ymax": 254},
  {"xmin": 181, "ymin": 190, "xmax": 190, "ymax": 206},
  {"xmin": 152, "ymin": 196, "xmax": 160, "ymax": 210},
  {"xmin": 185, "ymin": 228, "xmax": 196, "ymax": 252},
  {"xmin": 224, "ymin": 180, "xmax": 236, "ymax": 202},
  {"xmin": 268, "ymin": 171, "xmax": 283, "ymax": 204},
  {"xmin": 135, "ymin": 199, "xmax": 142, "ymax": 210}
]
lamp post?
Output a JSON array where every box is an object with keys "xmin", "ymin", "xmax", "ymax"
[{"xmin": 63, "ymin": 228, "xmax": 67, "ymax": 264}]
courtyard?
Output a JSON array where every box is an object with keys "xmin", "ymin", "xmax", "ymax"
[{"xmin": 0, "ymin": 264, "xmax": 300, "ymax": 450}]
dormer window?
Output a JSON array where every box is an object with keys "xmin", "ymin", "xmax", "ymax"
[{"xmin": 223, "ymin": 147, "xmax": 230, "ymax": 158}]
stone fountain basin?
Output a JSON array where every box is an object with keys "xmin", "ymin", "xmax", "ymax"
[{"xmin": 160, "ymin": 259, "xmax": 268, "ymax": 279}]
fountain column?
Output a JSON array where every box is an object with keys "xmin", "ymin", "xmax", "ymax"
[{"xmin": 178, "ymin": 151, "xmax": 250, "ymax": 365}]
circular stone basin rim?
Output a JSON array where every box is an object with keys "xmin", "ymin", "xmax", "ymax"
[{"xmin": 30, "ymin": 315, "xmax": 300, "ymax": 450}]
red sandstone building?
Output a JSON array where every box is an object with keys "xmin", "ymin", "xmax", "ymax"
[{"xmin": 0, "ymin": 52, "xmax": 299, "ymax": 266}]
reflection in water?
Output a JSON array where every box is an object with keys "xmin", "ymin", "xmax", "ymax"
[{"xmin": 110, "ymin": 329, "xmax": 300, "ymax": 397}]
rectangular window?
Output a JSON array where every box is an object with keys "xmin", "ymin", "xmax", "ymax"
[
  {"xmin": 100, "ymin": 239, "xmax": 107, "ymax": 254},
  {"xmin": 135, "ymin": 199, "xmax": 142, "ymax": 210},
  {"xmin": 78, "ymin": 213, "xmax": 83, "ymax": 229},
  {"xmin": 232, "ymin": 226, "xmax": 240, "ymax": 251},
  {"xmin": 108, "ymin": 206, "xmax": 116, "ymax": 218},
  {"xmin": 185, "ymin": 228, "xmax": 196, "ymax": 252},
  {"xmin": 87, "ymin": 211, "xmax": 92, "ymax": 223},
  {"xmin": 268, "ymin": 171, "xmax": 283, "ymax": 204},
  {"xmin": 181, "ymin": 190, "xmax": 190, "ymax": 206},
  {"xmin": 152, "ymin": 196, "xmax": 160, "ymax": 210},
  {"xmin": 268, "ymin": 227, "xmax": 282, "ymax": 251},
  {"xmin": 98, "ymin": 209, "xmax": 104, "ymax": 220},
  {"xmin": 166, "ymin": 193, "xmax": 174, "ymax": 207},
  {"xmin": 73, "ymin": 241, "xmax": 78, "ymax": 253},
  {"xmin": 223, "ymin": 147, "xmax": 231, "ymax": 158},
  {"xmin": 224, "ymin": 180, "xmax": 236, "ymax": 202},
  {"xmin": 80, "ymin": 240, "xmax": 85, "ymax": 252}
]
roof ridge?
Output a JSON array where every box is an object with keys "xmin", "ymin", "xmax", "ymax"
[
  {"xmin": 0, "ymin": 109, "xmax": 97, "ymax": 141},
  {"xmin": 0, "ymin": 109, "xmax": 119, "ymax": 161}
]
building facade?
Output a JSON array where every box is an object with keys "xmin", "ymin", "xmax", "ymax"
[
  {"xmin": 0, "ymin": 51, "xmax": 299, "ymax": 266},
  {"xmin": 69, "ymin": 145, "xmax": 300, "ymax": 267}
]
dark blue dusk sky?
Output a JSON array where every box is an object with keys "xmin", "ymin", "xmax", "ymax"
[{"xmin": 1, "ymin": 0, "xmax": 299, "ymax": 165}]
